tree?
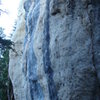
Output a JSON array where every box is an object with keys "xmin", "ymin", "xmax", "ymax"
[
  {"xmin": 0, "ymin": 27, "xmax": 15, "ymax": 56},
  {"xmin": 0, "ymin": 27, "xmax": 14, "ymax": 100},
  {"xmin": 0, "ymin": 49, "xmax": 9, "ymax": 100},
  {"xmin": 0, "ymin": 1, "xmax": 14, "ymax": 99},
  {"xmin": 0, "ymin": 48, "xmax": 14, "ymax": 100}
]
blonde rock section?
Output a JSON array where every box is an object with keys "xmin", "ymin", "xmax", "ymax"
[{"xmin": 9, "ymin": 0, "xmax": 31, "ymax": 100}]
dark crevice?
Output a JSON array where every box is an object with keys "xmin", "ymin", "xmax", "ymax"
[
  {"xmin": 51, "ymin": 8, "xmax": 61, "ymax": 16},
  {"xmin": 89, "ymin": 0, "xmax": 99, "ymax": 78},
  {"xmin": 91, "ymin": 0, "xmax": 100, "ymax": 80},
  {"xmin": 90, "ymin": 1, "xmax": 100, "ymax": 99},
  {"xmin": 67, "ymin": 0, "xmax": 76, "ymax": 16}
]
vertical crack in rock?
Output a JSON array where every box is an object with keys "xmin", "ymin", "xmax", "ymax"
[
  {"xmin": 42, "ymin": 0, "xmax": 58, "ymax": 100},
  {"xmin": 24, "ymin": 0, "xmax": 44, "ymax": 100},
  {"xmin": 90, "ymin": 0, "xmax": 100, "ymax": 69},
  {"xmin": 92, "ymin": 0, "xmax": 100, "ymax": 82},
  {"xmin": 90, "ymin": 0, "xmax": 100, "ymax": 98},
  {"xmin": 89, "ymin": 1, "xmax": 96, "ymax": 75},
  {"xmin": 89, "ymin": 6, "xmax": 99, "ymax": 99}
]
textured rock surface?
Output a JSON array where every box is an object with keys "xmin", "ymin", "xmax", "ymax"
[
  {"xmin": 9, "ymin": 0, "xmax": 29, "ymax": 100},
  {"xmin": 9, "ymin": 0, "xmax": 100, "ymax": 100}
]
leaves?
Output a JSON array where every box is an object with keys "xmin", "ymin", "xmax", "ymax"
[
  {"xmin": 0, "ymin": 27, "xmax": 14, "ymax": 100},
  {"xmin": 0, "ymin": 49, "xmax": 9, "ymax": 100}
]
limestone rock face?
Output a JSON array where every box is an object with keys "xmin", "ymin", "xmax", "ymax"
[
  {"xmin": 9, "ymin": 0, "xmax": 100, "ymax": 100},
  {"xmin": 9, "ymin": 0, "xmax": 29, "ymax": 100}
]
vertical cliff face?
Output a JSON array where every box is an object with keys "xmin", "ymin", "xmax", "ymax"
[
  {"xmin": 9, "ymin": 0, "xmax": 100, "ymax": 100},
  {"xmin": 9, "ymin": 0, "xmax": 28, "ymax": 100}
]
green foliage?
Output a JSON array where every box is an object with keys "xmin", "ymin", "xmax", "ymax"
[
  {"xmin": 0, "ymin": 47, "xmax": 14, "ymax": 100},
  {"xmin": 0, "ymin": 1, "xmax": 14, "ymax": 98},
  {"xmin": 0, "ymin": 49, "xmax": 9, "ymax": 100},
  {"xmin": 0, "ymin": 27, "xmax": 14, "ymax": 51},
  {"xmin": 0, "ymin": 27, "xmax": 14, "ymax": 100}
]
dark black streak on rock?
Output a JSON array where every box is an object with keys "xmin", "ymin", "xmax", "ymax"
[
  {"xmin": 24, "ymin": 0, "xmax": 44, "ymax": 100},
  {"xmin": 51, "ymin": 9, "xmax": 61, "ymax": 15},
  {"xmin": 42, "ymin": 0, "xmax": 58, "ymax": 100},
  {"xmin": 91, "ymin": 0, "xmax": 100, "ymax": 99}
]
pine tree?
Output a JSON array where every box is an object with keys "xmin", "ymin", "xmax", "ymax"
[{"xmin": 0, "ymin": 27, "xmax": 14, "ymax": 100}]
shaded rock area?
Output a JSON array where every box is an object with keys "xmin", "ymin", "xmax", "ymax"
[{"xmin": 9, "ymin": 0, "xmax": 100, "ymax": 100}]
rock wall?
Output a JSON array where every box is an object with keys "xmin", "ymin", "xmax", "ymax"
[
  {"xmin": 9, "ymin": 0, "xmax": 100, "ymax": 100},
  {"xmin": 9, "ymin": 0, "xmax": 29, "ymax": 100}
]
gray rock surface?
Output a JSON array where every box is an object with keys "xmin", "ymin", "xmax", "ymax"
[
  {"xmin": 9, "ymin": 0, "xmax": 100, "ymax": 100},
  {"xmin": 9, "ymin": 1, "xmax": 31, "ymax": 100}
]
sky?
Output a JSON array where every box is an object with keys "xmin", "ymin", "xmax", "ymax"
[{"xmin": 0, "ymin": 0, "xmax": 20, "ymax": 37}]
